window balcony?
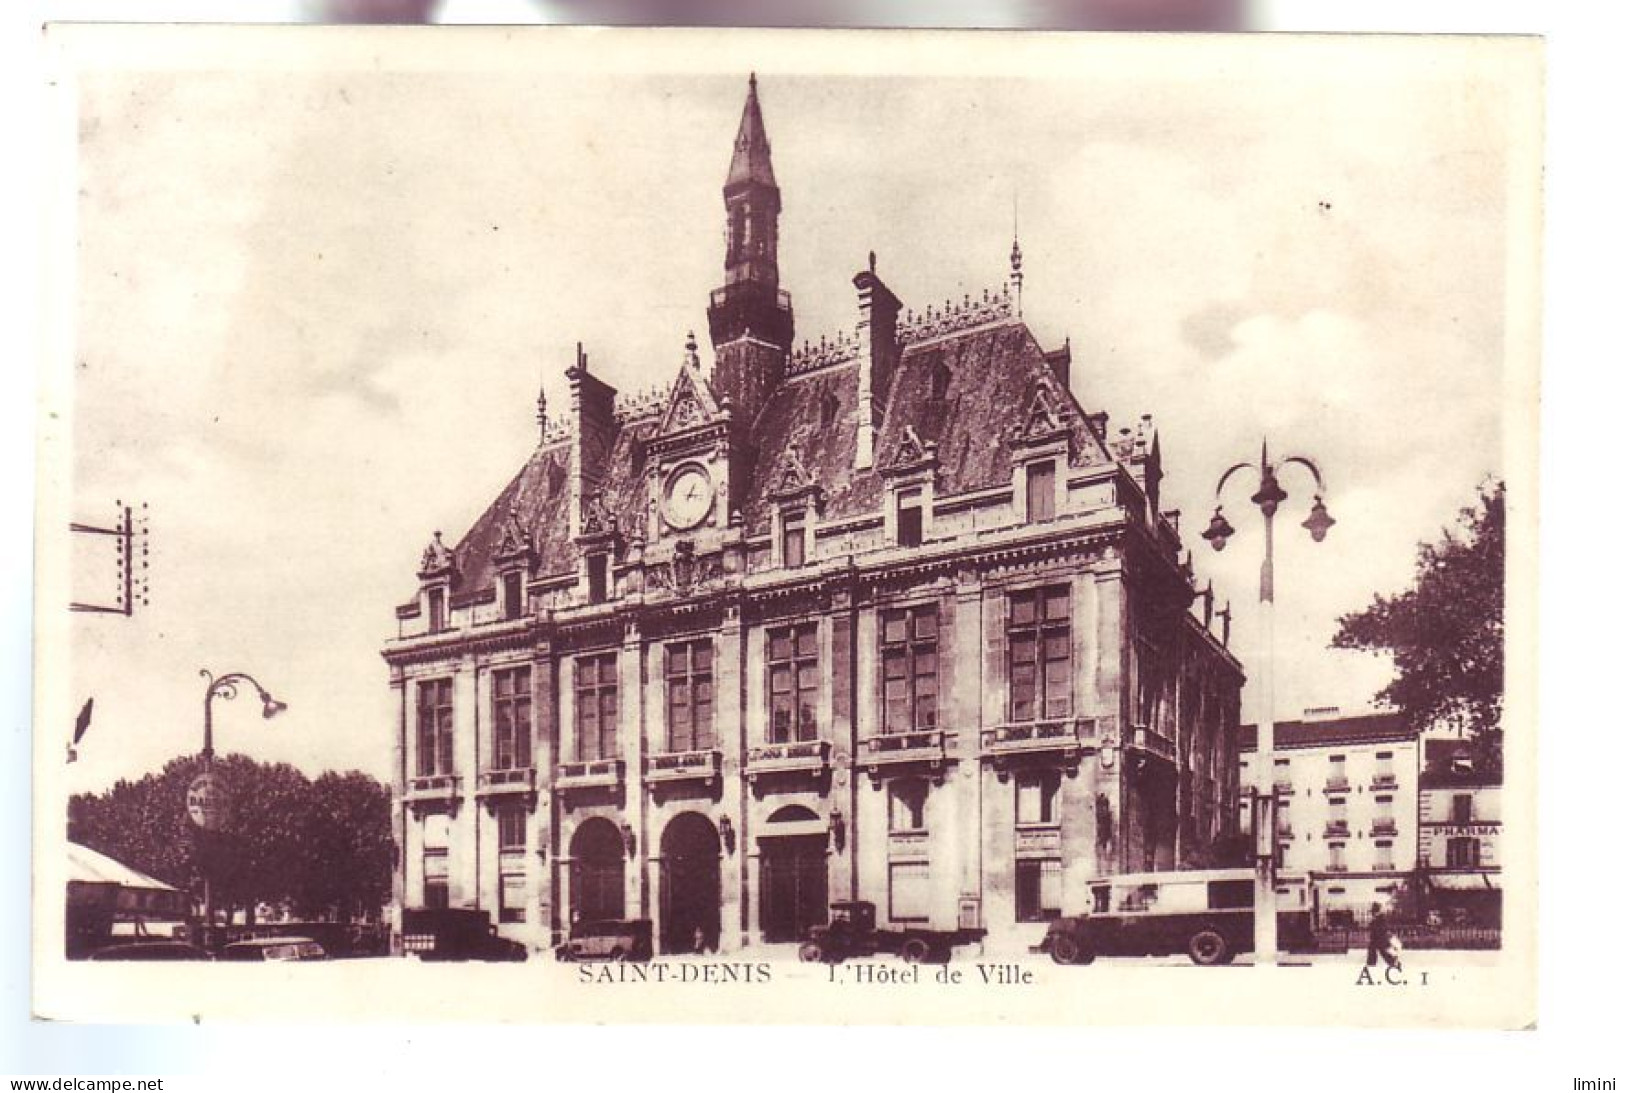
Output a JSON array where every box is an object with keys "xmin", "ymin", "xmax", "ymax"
[
  {"xmin": 407, "ymin": 773, "xmax": 461, "ymax": 801},
  {"xmin": 1275, "ymin": 824, "xmax": 1294, "ymax": 840},
  {"xmin": 1374, "ymin": 862, "xmax": 1396, "ymax": 873},
  {"xmin": 746, "ymin": 739, "xmax": 831, "ymax": 782},
  {"xmin": 1272, "ymin": 780, "xmax": 1295, "ymax": 797},
  {"xmin": 477, "ymin": 767, "xmax": 536, "ymax": 798},
  {"xmin": 645, "ymin": 748, "xmax": 722, "ymax": 787},
  {"xmin": 860, "ymin": 729, "xmax": 946, "ymax": 774},
  {"xmin": 1323, "ymin": 863, "xmax": 1351, "ymax": 874},
  {"xmin": 1371, "ymin": 772, "xmax": 1399, "ymax": 790},
  {"xmin": 1324, "ymin": 820, "xmax": 1351, "ymax": 837},
  {"xmin": 1127, "ymin": 724, "xmax": 1176, "ymax": 766},
  {"xmin": 1325, "ymin": 776, "xmax": 1351, "ymax": 793},
  {"xmin": 981, "ymin": 717, "xmax": 1096, "ymax": 759},
  {"xmin": 1371, "ymin": 817, "xmax": 1399, "ymax": 837},
  {"xmin": 555, "ymin": 757, "xmax": 625, "ymax": 793}
]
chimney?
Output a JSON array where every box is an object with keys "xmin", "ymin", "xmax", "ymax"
[
  {"xmin": 1045, "ymin": 337, "xmax": 1072, "ymax": 390},
  {"xmin": 852, "ymin": 252, "xmax": 902, "ymax": 471},
  {"xmin": 566, "ymin": 342, "xmax": 618, "ymax": 540}
]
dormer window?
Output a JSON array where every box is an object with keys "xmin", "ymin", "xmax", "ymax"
[
  {"xmin": 502, "ymin": 571, "xmax": 524, "ymax": 621},
  {"xmin": 426, "ymin": 587, "xmax": 446, "ymax": 633},
  {"xmin": 1026, "ymin": 460, "xmax": 1056, "ymax": 523},
  {"xmin": 897, "ymin": 490, "xmax": 923, "ymax": 548},
  {"xmin": 820, "ymin": 392, "xmax": 838, "ymax": 428},
  {"xmin": 782, "ymin": 511, "xmax": 806, "ymax": 568},
  {"xmin": 587, "ymin": 553, "xmax": 609, "ymax": 604},
  {"xmin": 931, "ymin": 361, "xmax": 951, "ymax": 401}
]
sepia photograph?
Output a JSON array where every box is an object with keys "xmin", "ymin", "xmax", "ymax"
[{"xmin": 31, "ymin": 25, "xmax": 1540, "ymax": 1027}]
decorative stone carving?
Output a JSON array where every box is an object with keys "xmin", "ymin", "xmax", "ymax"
[{"xmin": 417, "ymin": 530, "xmax": 456, "ymax": 580}]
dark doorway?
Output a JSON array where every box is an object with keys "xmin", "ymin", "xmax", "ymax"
[
  {"xmin": 570, "ymin": 818, "xmax": 625, "ymax": 925},
  {"xmin": 758, "ymin": 806, "xmax": 829, "ymax": 943},
  {"xmin": 660, "ymin": 812, "xmax": 722, "ymax": 954}
]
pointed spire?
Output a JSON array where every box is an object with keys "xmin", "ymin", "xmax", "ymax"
[
  {"xmin": 684, "ymin": 330, "xmax": 700, "ymax": 370},
  {"xmin": 536, "ymin": 375, "xmax": 549, "ymax": 440},
  {"xmin": 1010, "ymin": 193, "xmax": 1025, "ymax": 318},
  {"xmin": 726, "ymin": 72, "xmax": 777, "ymax": 190}
]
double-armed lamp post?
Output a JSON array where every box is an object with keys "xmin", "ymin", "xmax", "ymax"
[
  {"xmin": 190, "ymin": 669, "xmax": 287, "ymax": 938},
  {"xmin": 1201, "ymin": 442, "xmax": 1335, "ymax": 966}
]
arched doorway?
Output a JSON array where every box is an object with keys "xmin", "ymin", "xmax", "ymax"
[
  {"xmin": 660, "ymin": 813, "xmax": 721, "ymax": 954},
  {"xmin": 758, "ymin": 805, "xmax": 829, "ymax": 943},
  {"xmin": 570, "ymin": 818, "xmax": 625, "ymax": 925}
]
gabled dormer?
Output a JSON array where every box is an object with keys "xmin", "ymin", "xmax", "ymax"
[
  {"xmin": 1010, "ymin": 387, "xmax": 1075, "ymax": 525},
  {"xmin": 880, "ymin": 425, "xmax": 939, "ymax": 549},
  {"xmin": 417, "ymin": 530, "xmax": 457, "ymax": 633},
  {"xmin": 491, "ymin": 505, "xmax": 534, "ymax": 622},
  {"xmin": 765, "ymin": 441, "xmax": 823, "ymax": 568}
]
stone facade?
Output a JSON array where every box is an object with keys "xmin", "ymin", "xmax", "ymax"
[{"xmin": 382, "ymin": 77, "xmax": 1244, "ymax": 956}]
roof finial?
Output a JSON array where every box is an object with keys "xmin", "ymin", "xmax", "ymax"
[
  {"xmin": 536, "ymin": 373, "xmax": 549, "ymax": 439},
  {"xmin": 1010, "ymin": 188, "xmax": 1024, "ymax": 316},
  {"xmin": 684, "ymin": 329, "xmax": 700, "ymax": 369}
]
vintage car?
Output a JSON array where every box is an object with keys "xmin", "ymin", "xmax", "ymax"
[
  {"xmin": 554, "ymin": 919, "xmax": 654, "ymax": 963},
  {"xmin": 1036, "ymin": 868, "xmax": 1316, "ymax": 966},
  {"xmin": 87, "ymin": 940, "xmax": 212, "ymax": 961},
  {"xmin": 798, "ymin": 900, "xmax": 985, "ymax": 965},
  {"xmin": 220, "ymin": 936, "xmax": 329, "ymax": 962},
  {"xmin": 400, "ymin": 908, "xmax": 529, "ymax": 962}
]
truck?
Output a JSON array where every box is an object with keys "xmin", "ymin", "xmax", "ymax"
[
  {"xmin": 797, "ymin": 900, "xmax": 986, "ymax": 964},
  {"xmin": 1035, "ymin": 868, "xmax": 1317, "ymax": 966},
  {"xmin": 399, "ymin": 908, "xmax": 529, "ymax": 962}
]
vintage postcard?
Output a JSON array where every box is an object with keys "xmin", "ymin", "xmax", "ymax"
[{"xmin": 33, "ymin": 25, "xmax": 1541, "ymax": 1026}]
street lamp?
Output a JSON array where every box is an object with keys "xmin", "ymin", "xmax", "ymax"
[
  {"xmin": 1201, "ymin": 441, "xmax": 1334, "ymax": 966},
  {"xmin": 191, "ymin": 669, "xmax": 287, "ymax": 941}
]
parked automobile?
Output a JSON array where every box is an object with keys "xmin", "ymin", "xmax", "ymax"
[
  {"xmin": 1036, "ymin": 868, "xmax": 1316, "ymax": 966},
  {"xmin": 220, "ymin": 936, "xmax": 328, "ymax": 962},
  {"xmin": 399, "ymin": 908, "xmax": 528, "ymax": 962},
  {"xmin": 554, "ymin": 919, "xmax": 654, "ymax": 963},
  {"xmin": 798, "ymin": 900, "xmax": 985, "ymax": 964},
  {"xmin": 88, "ymin": 940, "xmax": 212, "ymax": 961}
]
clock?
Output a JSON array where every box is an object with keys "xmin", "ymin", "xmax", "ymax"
[{"xmin": 663, "ymin": 466, "xmax": 715, "ymax": 530}]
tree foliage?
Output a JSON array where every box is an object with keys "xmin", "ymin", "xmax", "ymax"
[
  {"xmin": 68, "ymin": 756, "xmax": 392, "ymax": 923},
  {"xmin": 1332, "ymin": 481, "xmax": 1505, "ymax": 774}
]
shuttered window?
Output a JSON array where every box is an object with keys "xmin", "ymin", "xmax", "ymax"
[{"xmin": 889, "ymin": 862, "xmax": 930, "ymax": 923}]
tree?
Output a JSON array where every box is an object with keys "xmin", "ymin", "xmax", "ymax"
[
  {"xmin": 1332, "ymin": 481, "xmax": 1505, "ymax": 775},
  {"xmin": 69, "ymin": 757, "xmax": 393, "ymax": 924}
]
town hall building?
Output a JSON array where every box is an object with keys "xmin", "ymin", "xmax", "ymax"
[{"xmin": 382, "ymin": 76, "xmax": 1246, "ymax": 956}]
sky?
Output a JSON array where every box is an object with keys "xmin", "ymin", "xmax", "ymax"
[{"xmin": 48, "ymin": 29, "xmax": 1531, "ymax": 794}]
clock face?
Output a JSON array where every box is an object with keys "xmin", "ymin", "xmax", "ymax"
[{"xmin": 663, "ymin": 466, "xmax": 715, "ymax": 530}]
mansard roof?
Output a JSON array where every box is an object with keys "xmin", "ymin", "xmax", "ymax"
[{"xmin": 437, "ymin": 314, "xmax": 1114, "ymax": 596}]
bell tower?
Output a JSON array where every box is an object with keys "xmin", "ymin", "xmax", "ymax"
[{"xmin": 707, "ymin": 74, "xmax": 794, "ymax": 428}]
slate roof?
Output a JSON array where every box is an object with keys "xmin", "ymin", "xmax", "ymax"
[
  {"xmin": 1239, "ymin": 711, "xmax": 1412, "ymax": 752},
  {"xmin": 440, "ymin": 315, "xmax": 1111, "ymax": 595}
]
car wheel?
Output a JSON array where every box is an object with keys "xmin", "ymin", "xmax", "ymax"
[
  {"xmin": 555, "ymin": 947, "xmax": 574, "ymax": 962},
  {"xmin": 1188, "ymin": 928, "xmax": 1229, "ymax": 966},
  {"xmin": 900, "ymin": 937, "xmax": 932, "ymax": 964},
  {"xmin": 608, "ymin": 947, "xmax": 626, "ymax": 962},
  {"xmin": 1051, "ymin": 934, "xmax": 1085, "ymax": 966},
  {"xmin": 799, "ymin": 941, "xmax": 826, "ymax": 964}
]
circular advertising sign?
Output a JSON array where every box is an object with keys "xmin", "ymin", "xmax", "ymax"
[{"xmin": 186, "ymin": 771, "xmax": 231, "ymax": 831}]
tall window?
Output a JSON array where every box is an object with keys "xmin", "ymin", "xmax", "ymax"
[
  {"xmin": 502, "ymin": 571, "xmax": 524, "ymax": 620},
  {"xmin": 666, "ymin": 640, "xmax": 714, "ymax": 751},
  {"xmin": 1451, "ymin": 793, "xmax": 1474, "ymax": 824},
  {"xmin": 897, "ymin": 491, "xmax": 923, "ymax": 548},
  {"xmin": 1026, "ymin": 460, "xmax": 1056, "ymax": 523},
  {"xmin": 768, "ymin": 624, "xmax": 819, "ymax": 743},
  {"xmin": 888, "ymin": 779, "xmax": 927, "ymax": 832},
  {"xmin": 416, "ymin": 678, "xmax": 454, "ymax": 777},
  {"xmin": 497, "ymin": 805, "xmax": 526, "ymax": 852},
  {"xmin": 1446, "ymin": 837, "xmax": 1481, "ymax": 868},
  {"xmin": 881, "ymin": 605, "xmax": 938, "ymax": 734},
  {"xmin": 1009, "ymin": 586, "xmax": 1072, "ymax": 722},
  {"xmin": 1327, "ymin": 754, "xmax": 1348, "ymax": 788},
  {"xmin": 1374, "ymin": 839, "xmax": 1395, "ymax": 872},
  {"xmin": 1015, "ymin": 860, "xmax": 1062, "ymax": 922},
  {"xmin": 426, "ymin": 587, "xmax": 446, "ymax": 632},
  {"xmin": 1016, "ymin": 771, "xmax": 1059, "ymax": 826},
  {"xmin": 782, "ymin": 512, "xmax": 806, "ymax": 568},
  {"xmin": 587, "ymin": 553, "xmax": 609, "ymax": 604},
  {"xmin": 1328, "ymin": 796, "xmax": 1348, "ymax": 826},
  {"xmin": 1374, "ymin": 750, "xmax": 1395, "ymax": 783},
  {"xmin": 575, "ymin": 653, "xmax": 619, "ymax": 761},
  {"xmin": 1328, "ymin": 841, "xmax": 1346, "ymax": 871},
  {"xmin": 492, "ymin": 666, "xmax": 532, "ymax": 770},
  {"xmin": 1273, "ymin": 756, "xmax": 1292, "ymax": 790}
]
